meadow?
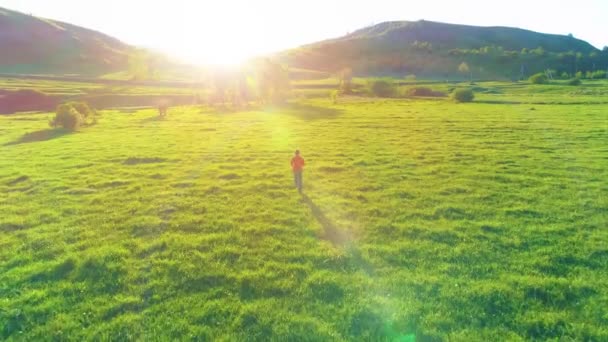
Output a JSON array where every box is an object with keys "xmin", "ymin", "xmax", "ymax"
[{"xmin": 1, "ymin": 81, "xmax": 607, "ymax": 341}]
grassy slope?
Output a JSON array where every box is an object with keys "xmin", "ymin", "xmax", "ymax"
[
  {"xmin": 1, "ymin": 87, "xmax": 607, "ymax": 340},
  {"xmin": 0, "ymin": 6, "xmax": 130, "ymax": 75},
  {"xmin": 282, "ymin": 21, "xmax": 606, "ymax": 79}
]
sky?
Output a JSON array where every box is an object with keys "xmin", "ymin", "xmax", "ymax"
[{"xmin": 1, "ymin": 0, "xmax": 607, "ymax": 65}]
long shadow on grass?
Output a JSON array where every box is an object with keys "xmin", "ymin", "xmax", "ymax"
[
  {"xmin": 474, "ymin": 100, "xmax": 524, "ymax": 105},
  {"xmin": 301, "ymin": 194, "xmax": 350, "ymax": 246},
  {"xmin": 206, "ymin": 104, "xmax": 261, "ymax": 115},
  {"xmin": 140, "ymin": 115, "xmax": 168, "ymax": 124},
  {"xmin": 270, "ymin": 103, "xmax": 342, "ymax": 120},
  {"xmin": 301, "ymin": 194, "xmax": 374, "ymax": 274},
  {"xmin": 4, "ymin": 128, "xmax": 69, "ymax": 146}
]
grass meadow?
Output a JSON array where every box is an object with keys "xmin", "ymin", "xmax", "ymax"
[{"xmin": 1, "ymin": 81, "xmax": 607, "ymax": 340}]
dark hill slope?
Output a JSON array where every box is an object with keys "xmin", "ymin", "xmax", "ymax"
[
  {"xmin": 341, "ymin": 21, "xmax": 597, "ymax": 52},
  {"xmin": 0, "ymin": 7, "xmax": 132, "ymax": 75},
  {"xmin": 282, "ymin": 20, "xmax": 606, "ymax": 79}
]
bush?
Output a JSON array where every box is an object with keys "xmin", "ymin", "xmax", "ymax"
[
  {"xmin": 368, "ymin": 79, "xmax": 397, "ymax": 98},
  {"xmin": 529, "ymin": 73, "xmax": 549, "ymax": 84},
  {"xmin": 591, "ymin": 70, "xmax": 606, "ymax": 79},
  {"xmin": 51, "ymin": 104, "xmax": 83, "ymax": 131},
  {"xmin": 329, "ymin": 90, "xmax": 339, "ymax": 104},
  {"xmin": 50, "ymin": 101, "xmax": 96, "ymax": 131},
  {"xmin": 69, "ymin": 101, "xmax": 96, "ymax": 118},
  {"xmin": 567, "ymin": 78, "xmax": 582, "ymax": 86},
  {"xmin": 452, "ymin": 88, "xmax": 475, "ymax": 103}
]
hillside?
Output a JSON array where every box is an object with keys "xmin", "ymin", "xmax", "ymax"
[
  {"xmin": 342, "ymin": 21, "xmax": 597, "ymax": 52},
  {"xmin": 0, "ymin": 7, "xmax": 132, "ymax": 75},
  {"xmin": 282, "ymin": 20, "xmax": 607, "ymax": 79}
]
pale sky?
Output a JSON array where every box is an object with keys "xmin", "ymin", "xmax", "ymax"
[{"xmin": 1, "ymin": 0, "xmax": 607, "ymax": 65}]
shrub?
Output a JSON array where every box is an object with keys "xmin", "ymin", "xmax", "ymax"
[
  {"xmin": 329, "ymin": 90, "xmax": 339, "ymax": 104},
  {"xmin": 368, "ymin": 79, "xmax": 397, "ymax": 98},
  {"xmin": 529, "ymin": 73, "xmax": 548, "ymax": 84},
  {"xmin": 51, "ymin": 104, "xmax": 83, "ymax": 131},
  {"xmin": 50, "ymin": 101, "xmax": 96, "ymax": 131},
  {"xmin": 591, "ymin": 70, "xmax": 606, "ymax": 79},
  {"xmin": 567, "ymin": 78, "xmax": 582, "ymax": 86},
  {"xmin": 69, "ymin": 101, "xmax": 96, "ymax": 118},
  {"xmin": 452, "ymin": 88, "xmax": 475, "ymax": 103}
]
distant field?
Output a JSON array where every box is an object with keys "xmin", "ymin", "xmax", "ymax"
[
  {"xmin": 1, "ymin": 82, "xmax": 607, "ymax": 340},
  {"xmin": 3, "ymin": 75, "xmax": 608, "ymax": 106},
  {"xmin": 0, "ymin": 78, "xmax": 197, "ymax": 96}
]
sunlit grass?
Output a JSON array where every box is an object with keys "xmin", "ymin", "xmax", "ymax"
[{"xmin": 1, "ymin": 87, "xmax": 607, "ymax": 340}]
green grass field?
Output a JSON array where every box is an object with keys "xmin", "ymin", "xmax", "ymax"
[{"xmin": 1, "ymin": 83, "xmax": 607, "ymax": 340}]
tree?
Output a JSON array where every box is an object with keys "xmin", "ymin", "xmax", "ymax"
[
  {"xmin": 255, "ymin": 59, "xmax": 290, "ymax": 104},
  {"xmin": 368, "ymin": 79, "xmax": 396, "ymax": 97},
  {"xmin": 207, "ymin": 70, "xmax": 252, "ymax": 108},
  {"xmin": 338, "ymin": 67, "xmax": 353, "ymax": 94},
  {"xmin": 51, "ymin": 105, "xmax": 82, "ymax": 131},
  {"xmin": 128, "ymin": 49, "xmax": 150, "ymax": 81},
  {"xmin": 575, "ymin": 52, "xmax": 583, "ymax": 73},
  {"xmin": 529, "ymin": 73, "xmax": 548, "ymax": 84},
  {"xmin": 211, "ymin": 71, "xmax": 229, "ymax": 106},
  {"xmin": 452, "ymin": 88, "xmax": 474, "ymax": 103},
  {"xmin": 236, "ymin": 74, "xmax": 251, "ymax": 108},
  {"xmin": 532, "ymin": 46, "xmax": 546, "ymax": 56},
  {"xmin": 50, "ymin": 102, "xmax": 96, "ymax": 131},
  {"xmin": 458, "ymin": 62, "xmax": 472, "ymax": 82}
]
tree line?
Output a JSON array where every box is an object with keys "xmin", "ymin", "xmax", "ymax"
[{"xmin": 128, "ymin": 52, "xmax": 291, "ymax": 107}]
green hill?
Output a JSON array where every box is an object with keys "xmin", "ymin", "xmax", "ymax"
[
  {"xmin": 0, "ymin": 7, "xmax": 133, "ymax": 75},
  {"xmin": 282, "ymin": 20, "xmax": 608, "ymax": 79}
]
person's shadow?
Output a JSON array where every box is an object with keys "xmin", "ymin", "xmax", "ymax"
[
  {"xmin": 300, "ymin": 194, "xmax": 351, "ymax": 246},
  {"xmin": 300, "ymin": 193, "xmax": 375, "ymax": 274}
]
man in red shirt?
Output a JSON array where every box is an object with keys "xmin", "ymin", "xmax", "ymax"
[{"xmin": 291, "ymin": 150, "xmax": 305, "ymax": 193}]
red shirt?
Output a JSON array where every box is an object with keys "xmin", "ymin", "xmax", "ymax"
[{"xmin": 291, "ymin": 155, "xmax": 305, "ymax": 171}]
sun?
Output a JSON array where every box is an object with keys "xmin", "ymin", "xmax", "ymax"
[
  {"xmin": 142, "ymin": 2, "xmax": 282, "ymax": 67},
  {"xmin": 162, "ymin": 23, "xmax": 271, "ymax": 68},
  {"xmin": 174, "ymin": 48, "xmax": 253, "ymax": 67}
]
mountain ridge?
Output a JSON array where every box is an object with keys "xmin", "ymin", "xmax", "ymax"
[
  {"xmin": 338, "ymin": 20, "xmax": 598, "ymax": 52},
  {"xmin": 0, "ymin": 6, "xmax": 133, "ymax": 75},
  {"xmin": 282, "ymin": 20, "xmax": 606, "ymax": 79},
  {"xmin": 1, "ymin": 7, "xmax": 606, "ymax": 80}
]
